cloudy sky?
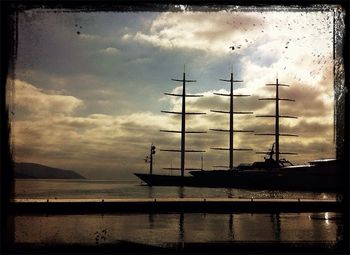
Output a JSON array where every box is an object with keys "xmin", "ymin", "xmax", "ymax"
[{"xmin": 9, "ymin": 5, "xmax": 339, "ymax": 179}]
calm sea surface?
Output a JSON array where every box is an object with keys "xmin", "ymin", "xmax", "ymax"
[
  {"xmin": 14, "ymin": 179, "xmax": 336, "ymax": 199},
  {"xmin": 12, "ymin": 179, "xmax": 343, "ymax": 246}
]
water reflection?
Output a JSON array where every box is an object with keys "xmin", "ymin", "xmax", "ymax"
[
  {"xmin": 225, "ymin": 188, "xmax": 232, "ymax": 198},
  {"xmin": 179, "ymin": 212, "xmax": 185, "ymax": 244},
  {"xmin": 270, "ymin": 213, "xmax": 281, "ymax": 241},
  {"xmin": 325, "ymin": 212, "xmax": 330, "ymax": 225},
  {"xmin": 15, "ymin": 179, "xmax": 338, "ymax": 200},
  {"xmin": 148, "ymin": 213, "xmax": 154, "ymax": 229},
  {"xmin": 228, "ymin": 213, "xmax": 234, "ymax": 240},
  {"xmin": 147, "ymin": 186, "xmax": 154, "ymax": 198},
  {"xmin": 178, "ymin": 186, "xmax": 185, "ymax": 198},
  {"xmin": 268, "ymin": 190, "xmax": 282, "ymax": 199},
  {"xmin": 14, "ymin": 212, "xmax": 342, "ymax": 245},
  {"xmin": 336, "ymin": 215, "xmax": 343, "ymax": 242}
]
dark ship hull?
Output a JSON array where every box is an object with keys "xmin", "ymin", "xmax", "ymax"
[
  {"xmin": 135, "ymin": 159, "xmax": 341, "ymax": 192},
  {"xmin": 189, "ymin": 171, "xmax": 339, "ymax": 192},
  {"xmin": 189, "ymin": 159, "xmax": 341, "ymax": 192}
]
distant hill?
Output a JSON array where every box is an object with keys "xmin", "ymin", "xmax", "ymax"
[{"xmin": 14, "ymin": 162, "xmax": 85, "ymax": 179}]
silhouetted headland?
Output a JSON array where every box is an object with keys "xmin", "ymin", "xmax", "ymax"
[{"xmin": 14, "ymin": 162, "xmax": 85, "ymax": 179}]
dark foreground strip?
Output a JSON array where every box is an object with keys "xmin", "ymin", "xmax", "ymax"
[
  {"xmin": 11, "ymin": 199, "xmax": 340, "ymax": 214},
  {"xmin": 8, "ymin": 240, "xmax": 344, "ymax": 254}
]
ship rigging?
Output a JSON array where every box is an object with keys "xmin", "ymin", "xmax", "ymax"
[
  {"xmin": 210, "ymin": 72, "xmax": 254, "ymax": 170},
  {"xmin": 255, "ymin": 75, "xmax": 298, "ymax": 166},
  {"xmin": 159, "ymin": 69, "xmax": 206, "ymax": 177}
]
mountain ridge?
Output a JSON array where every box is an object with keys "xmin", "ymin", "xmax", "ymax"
[{"xmin": 14, "ymin": 162, "xmax": 85, "ymax": 179}]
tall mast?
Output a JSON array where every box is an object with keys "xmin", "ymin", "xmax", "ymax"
[
  {"xmin": 150, "ymin": 144, "xmax": 156, "ymax": 174},
  {"xmin": 256, "ymin": 77, "xmax": 298, "ymax": 163},
  {"xmin": 181, "ymin": 72, "xmax": 186, "ymax": 176},
  {"xmin": 160, "ymin": 71, "xmax": 206, "ymax": 177},
  {"xmin": 229, "ymin": 73, "xmax": 234, "ymax": 169},
  {"xmin": 275, "ymin": 77, "xmax": 280, "ymax": 162},
  {"xmin": 210, "ymin": 72, "xmax": 254, "ymax": 170}
]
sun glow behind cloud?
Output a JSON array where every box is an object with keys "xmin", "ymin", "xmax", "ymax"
[{"xmin": 9, "ymin": 6, "xmax": 340, "ymax": 179}]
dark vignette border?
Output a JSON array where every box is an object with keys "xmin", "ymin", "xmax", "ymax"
[{"xmin": 0, "ymin": 0, "xmax": 349, "ymax": 254}]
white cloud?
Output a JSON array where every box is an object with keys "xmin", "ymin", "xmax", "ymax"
[
  {"xmin": 14, "ymin": 79, "xmax": 83, "ymax": 117},
  {"xmin": 79, "ymin": 33, "xmax": 101, "ymax": 41},
  {"xmin": 99, "ymin": 47, "xmax": 120, "ymax": 55},
  {"xmin": 123, "ymin": 11, "xmax": 263, "ymax": 54}
]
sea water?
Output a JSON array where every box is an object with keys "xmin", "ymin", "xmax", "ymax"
[
  {"xmin": 14, "ymin": 179, "xmax": 336, "ymax": 199},
  {"xmin": 12, "ymin": 179, "xmax": 343, "ymax": 246}
]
